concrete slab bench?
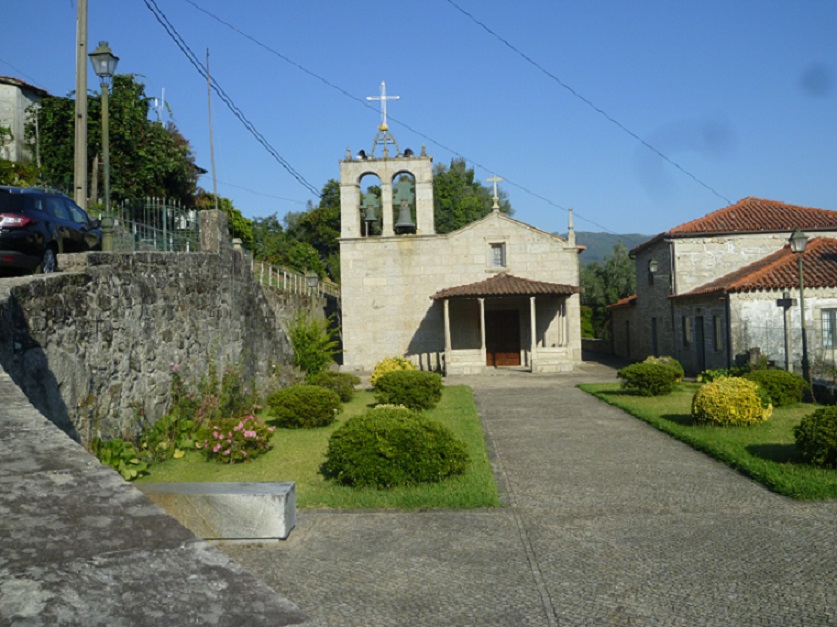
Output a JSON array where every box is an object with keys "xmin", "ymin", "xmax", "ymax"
[{"xmin": 137, "ymin": 482, "xmax": 296, "ymax": 540}]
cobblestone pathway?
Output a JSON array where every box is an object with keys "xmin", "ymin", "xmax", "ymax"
[{"xmin": 220, "ymin": 362, "xmax": 837, "ymax": 626}]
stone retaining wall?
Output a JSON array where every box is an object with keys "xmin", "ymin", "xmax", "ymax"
[{"xmin": 0, "ymin": 241, "xmax": 325, "ymax": 442}]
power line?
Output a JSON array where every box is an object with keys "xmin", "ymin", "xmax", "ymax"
[
  {"xmin": 141, "ymin": 0, "xmax": 321, "ymax": 198},
  {"xmin": 179, "ymin": 1, "xmax": 614, "ymax": 232},
  {"xmin": 444, "ymin": 0, "xmax": 732, "ymax": 207}
]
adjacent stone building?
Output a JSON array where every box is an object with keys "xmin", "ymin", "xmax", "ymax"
[
  {"xmin": 610, "ymin": 197, "xmax": 837, "ymax": 377},
  {"xmin": 339, "ymin": 123, "xmax": 583, "ymax": 375},
  {"xmin": 0, "ymin": 75, "xmax": 49, "ymax": 163}
]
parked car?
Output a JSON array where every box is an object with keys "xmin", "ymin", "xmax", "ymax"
[{"xmin": 0, "ymin": 186, "xmax": 102, "ymax": 274}]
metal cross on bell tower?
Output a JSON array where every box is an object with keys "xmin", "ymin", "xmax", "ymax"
[{"xmin": 366, "ymin": 81, "xmax": 401, "ymax": 158}]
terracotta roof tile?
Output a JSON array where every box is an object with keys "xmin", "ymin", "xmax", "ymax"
[
  {"xmin": 431, "ymin": 272, "xmax": 580, "ymax": 300},
  {"xmin": 633, "ymin": 197, "xmax": 837, "ymax": 253},
  {"xmin": 675, "ymin": 237, "xmax": 837, "ymax": 298},
  {"xmin": 607, "ymin": 293, "xmax": 637, "ymax": 309}
]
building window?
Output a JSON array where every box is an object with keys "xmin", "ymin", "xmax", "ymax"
[
  {"xmin": 490, "ymin": 243, "xmax": 506, "ymax": 268},
  {"xmin": 713, "ymin": 315, "xmax": 724, "ymax": 352},
  {"xmin": 651, "ymin": 317, "xmax": 658, "ymax": 356},
  {"xmin": 822, "ymin": 309, "xmax": 837, "ymax": 348},
  {"xmin": 682, "ymin": 315, "xmax": 691, "ymax": 347}
]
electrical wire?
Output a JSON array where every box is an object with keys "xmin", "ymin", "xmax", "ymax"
[
  {"xmin": 445, "ymin": 0, "xmax": 732, "ymax": 206},
  {"xmin": 178, "ymin": 0, "xmax": 615, "ymax": 232},
  {"xmin": 142, "ymin": 0, "xmax": 321, "ymax": 198}
]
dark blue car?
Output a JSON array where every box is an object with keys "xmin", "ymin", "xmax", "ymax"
[{"xmin": 0, "ymin": 186, "xmax": 102, "ymax": 274}]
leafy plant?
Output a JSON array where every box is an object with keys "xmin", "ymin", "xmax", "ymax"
[
  {"xmin": 370, "ymin": 356, "xmax": 415, "ymax": 387},
  {"xmin": 743, "ymin": 369, "xmax": 807, "ymax": 407},
  {"xmin": 691, "ymin": 377, "xmax": 772, "ymax": 426},
  {"xmin": 373, "ymin": 370, "xmax": 443, "ymax": 410},
  {"xmin": 308, "ymin": 370, "xmax": 361, "ymax": 402},
  {"xmin": 138, "ymin": 412, "xmax": 195, "ymax": 463},
  {"xmin": 287, "ymin": 312, "xmax": 340, "ymax": 377},
  {"xmin": 794, "ymin": 406, "xmax": 837, "ymax": 468},
  {"xmin": 196, "ymin": 415, "xmax": 275, "ymax": 464},
  {"xmin": 89, "ymin": 438, "xmax": 149, "ymax": 481},
  {"xmin": 322, "ymin": 408, "xmax": 470, "ymax": 489},
  {"xmin": 643, "ymin": 355, "xmax": 684, "ymax": 382},
  {"xmin": 267, "ymin": 384, "xmax": 342, "ymax": 428},
  {"xmin": 617, "ymin": 362, "xmax": 679, "ymax": 396}
]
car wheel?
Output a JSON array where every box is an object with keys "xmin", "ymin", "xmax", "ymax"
[{"xmin": 38, "ymin": 248, "xmax": 57, "ymax": 274}]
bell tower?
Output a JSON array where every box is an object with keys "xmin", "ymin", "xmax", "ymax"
[{"xmin": 339, "ymin": 82, "xmax": 434, "ymax": 239}]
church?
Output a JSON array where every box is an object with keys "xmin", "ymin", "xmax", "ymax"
[{"xmin": 338, "ymin": 86, "xmax": 583, "ymax": 375}]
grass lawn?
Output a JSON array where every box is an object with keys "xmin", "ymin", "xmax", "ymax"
[
  {"xmin": 579, "ymin": 381, "xmax": 837, "ymax": 500},
  {"xmin": 136, "ymin": 385, "xmax": 500, "ymax": 510}
]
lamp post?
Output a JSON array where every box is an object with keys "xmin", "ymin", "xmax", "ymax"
[
  {"xmin": 89, "ymin": 41, "xmax": 119, "ymax": 214},
  {"xmin": 789, "ymin": 229, "xmax": 811, "ymax": 385}
]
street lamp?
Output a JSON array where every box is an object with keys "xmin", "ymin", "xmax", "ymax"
[
  {"xmin": 789, "ymin": 229, "xmax": 811, "ymax": 385},
  {"xmin": 89, "ymin": 41, "xmax": 119, "ymax": 214}
]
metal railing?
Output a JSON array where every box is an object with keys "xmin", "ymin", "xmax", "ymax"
[
  {"xmin": 252, "ymin": 259, "xmax": 340, "ymax": 299},
  {"xmin": 100, "ymin": 197, "xmax": 200, "ymax": 253}
]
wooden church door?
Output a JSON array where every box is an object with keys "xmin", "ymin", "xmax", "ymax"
[{"xmin": 486, "ymin": 310, "xmax": 521, "ymax": 367}]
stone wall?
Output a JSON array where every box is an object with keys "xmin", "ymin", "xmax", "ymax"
[{"xmin": 0, "ymin": 245, "xmax": 324, "ymax": 443}]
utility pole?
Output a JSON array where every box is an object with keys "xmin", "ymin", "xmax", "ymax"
[{"xmin": 73, "ymin": 0, "xmax": 88, "ymax": 209}]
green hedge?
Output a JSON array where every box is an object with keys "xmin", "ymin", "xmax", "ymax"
[
  {"xmin": 617, "ymin": 362, "xmax": 679, "ymax": 396},
  {"xmin": 742, "ymin": 369, "xmax": 806, "ymax": 407},
  {"xmin": 307, "ymin": 371, "xmax": 361, "ymax": 402},
  {"xmin": 794, "ymin": 406, "xmax": 837, "ymax": 468},
  {"xmin": 373, "ymin": 370, "xmax": 443, "ymax": 410},
  {"xmin": 267, "ymin": 384, "xmax": 341, "ymax": 428},
  {"xmin": 322, "ymin": 408, "xmax": 470, "ymax": 488}
]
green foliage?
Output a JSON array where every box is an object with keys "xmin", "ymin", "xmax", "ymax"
[
  {"xmin": 373, "ymin": 370, "xmax": 443, "ymax": 410},
  {"xmin": 743, "ymin": 370, "xmax": 806, "ymax": 408},
  {"xmin": 643, "ymin": 355, "xmax": 684, "ymax": 382},
  {"xmin": 267, "ymin": 384, "xmax": 342, "ymax": 428},
  {"xmin": 617, "ymin": 362, "xmax": 679, "ymax": 396},
  {"xmin": 138, "ymin": 411, "xmax": 195, "ymax": 463},
  {"xmin": 691, "ymin": 377, "xmax": 773, "ymax": 426},
  {"xmin": 307, "ymin": 371, "xmax": 361, "ymax": 402},
  {"xmin": 287, "ymin": 313, "xmax": 340, "ymax": 376},
  {"xmin": 26, "ymin": 74, "xmax": 198, "ymax": 204},
  {"xmin": 697, "ymin": 366, "xmax": 750, "ymax": 382},
  {"xmin": 794, "ymin": 406, "xmax": 837, "ymax": 468},
  {"xmin": 580, "ymin": 305, "xmax": 595, "ymax": 338},
  {"xmin": 0, "ymin": 158, "xmax": 39, "ymax": 187},
  {"xmin": 89, "ymin": 438, "xmax": 149, "ymax": 481},
  {"xmin": 322, "ymin": 408, "xmax": 470, "ymax": 488},
  {"xmin": 433, "ymin": 158, "xmax": 513, "ymax": 234},
  {"xmin": 196, "ymin": 415, "xmax": 275, "ymax": 463},
  {"xmin": 370, "ymin": 356, "xmax": 415, "ymax": 387},
  {"xmin": 580, "ymin": 242, "xmax": 636, "ymax": 339}
]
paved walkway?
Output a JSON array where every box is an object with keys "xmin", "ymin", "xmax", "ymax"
[{"xmin": 220, "ymin": 360, "xmax": 837, "ymax": 626}]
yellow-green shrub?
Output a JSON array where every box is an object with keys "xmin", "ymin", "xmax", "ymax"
[
  {"xmin": 370, "ymin": 356, "xmax": 415, "ymax": 387},
  {"xmin": 691, "ymin": 376, "xmax": 772, "ymax": 426}
]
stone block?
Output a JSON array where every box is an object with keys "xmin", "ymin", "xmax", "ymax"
[{"xmin": 137, "ymin": 481, "xmax": 296, "ymax": 540}]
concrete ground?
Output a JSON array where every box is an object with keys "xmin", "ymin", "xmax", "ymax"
[{"xmin": 220, "ymin": 359, "xmax": 837, "ymax": 626}]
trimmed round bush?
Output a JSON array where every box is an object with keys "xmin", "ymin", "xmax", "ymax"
[
  {"xmin": 266, "ymin": 384, "xmax": 341, "ymax": 428},
  {"xmin": 691, "ymin": 377, "xmax": 772, "ymax": 426},
  {"xmin": 794, "ymin": 406, "xmax": 837, "ymax": 468},
  {"xmin": 617, "ymin": 362, "xmax": 679, "ymax": 396},
  {"xmin": 370, "ymin": 356, "xmax": 415, "ymax": 387},
  {"xmin": 307, "ymin": 371, "xmax": 361, "ymax": 402},
  {"xmin": 322, "ymin": 408, "xmax": 470, "ymax": 488},
  {"xmin": 742, "ymin": 369, "xmax": 806, "ymax": 407},
  {"xmin": 373, "ymin": 370, "xmax": 443, "ymax": 410},
  {"xmin": 643, "ymin": 355, "xmax": 684, "ymax": 382}
]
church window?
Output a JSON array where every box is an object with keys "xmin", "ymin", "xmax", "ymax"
[
  {"xmin": 713, "ymin": 315, "xmax": 724, "ymax": 351},
  {"xmin": 822, "ymin": 309, "xmax": 837, "ymax": 348},
  {"xmin": 682, "ymin": 315, "xmax": 691, "ymax": 347},
  {"xmin": 490, "ymin": 243, "xmax": 506, "ymax": 268}
]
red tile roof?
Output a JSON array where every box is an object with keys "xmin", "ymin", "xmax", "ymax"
[
  {"xmin": 633, "ymin": 197, "xmax": 837, "ymax": 253},
  {"xmin": 431, "ymin": 272, "xmax": 581, "ymax": 300},
  {"xmin": 675, "ymin": 237, "xmax": 837, "ymax": 298},
  {"xmin": 607, "ymin": 293, "xmax": 637, "ymax": 309}
]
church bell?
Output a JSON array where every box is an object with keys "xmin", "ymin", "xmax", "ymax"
[{"xmin": 394, "ymin": 200, "xmax": 416, "ymax": 233}]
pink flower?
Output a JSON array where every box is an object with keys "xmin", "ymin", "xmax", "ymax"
[
  {"xmin": 224, "ymin": 449, "xmax": 231, "ymax": 456},
  {"xmin": 213, "ymin": 431, "xmax": 219, "ymax": 439},
  {"xmin": 213, "ymin": 443, "xmax": 221, "ymax": 453}
]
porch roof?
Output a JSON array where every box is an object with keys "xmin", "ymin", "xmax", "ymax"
[
  {"xmin": 431, "ymin": 272, "xmax": 580, "ymax": 300},
  {"xmin": 673, "ymin": 237, "xmax": 837, "ymax": 299}
]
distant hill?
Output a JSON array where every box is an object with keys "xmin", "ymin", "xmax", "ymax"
[{"xmin": 557, "ymin": 231, "xmax": 653, "ymax": 264}]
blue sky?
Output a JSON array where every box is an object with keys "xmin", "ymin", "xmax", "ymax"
[{"xmin": 2, "ymin": 1, "xmax": 835, "ymax": 236}]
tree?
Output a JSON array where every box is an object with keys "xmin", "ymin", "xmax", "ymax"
[
  {"xmin": 580, "ymin": 242, "xmax": 636, "ymax": 338},
  {"xmin": 0, "ymin": 125, "xmax": 39, "ymax": 186},
  {"xmin": 286, "ymin": 179, "xmax": 341, "ymax": 280},
  {"xmin": 433, "ymin": 158, "xmax": 512, "ymax": 234},
  {"xmin": 196, "ymin": 190, "xmax": 253, "ymax": 249},
  {"xmin": 25, "ymin": 74, "xmax": 199, "ymax": 205}
]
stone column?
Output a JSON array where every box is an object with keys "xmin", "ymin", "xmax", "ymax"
[
  {"xmin": 530, "ymin": 296, "xmax": 538, "ymax": 371},
  {"xmin": 200, "ymin": 209, "xmax": 230, "ymax": 253},
  {"xmin": 381, "ymin": 180, "xmax": 394, "ymax": 237},
  {"xmin": 479, "ymin": 298, "xmax": 486, "ymax": 365},
  {"xmin": 443, "ymin": 299, "xmax": 451, "ymax": 367}
]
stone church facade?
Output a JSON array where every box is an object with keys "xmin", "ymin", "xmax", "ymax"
[{"xmin": 338, "ymin": 124, "xmax": 582, "ymax": 375}]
